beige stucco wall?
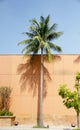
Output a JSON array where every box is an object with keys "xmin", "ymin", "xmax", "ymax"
[{"xmin": 0, "ymin": 54, "xmax": 80, "ymax": 125}]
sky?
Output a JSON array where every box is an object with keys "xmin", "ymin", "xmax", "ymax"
[{"xmin": 0, "ymin": 0, "xmax": 80, "ymax": 54}]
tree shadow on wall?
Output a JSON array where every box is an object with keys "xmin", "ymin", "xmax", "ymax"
[
  {"xmin": 17, "ymin": 54, "xmax": 61, "ymax": 123},
  {"xmin": 74, "ymin": 55, "xmax": 80, "ymax": 63},
  {"xmin": 44, "ymin": 54, "xmax": 61, "ymax": 63},
  {"xmin": 17, "ymin": 55, "xmax": 52, "ymax": 98},
  {"xmin": 17, "ymin": 55, "xmax": 61, "ymax": 97}
]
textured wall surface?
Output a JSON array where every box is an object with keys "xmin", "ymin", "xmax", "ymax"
[{"xmin": 0, "ymin": 54, "xmax": 80, "ymax": 125}]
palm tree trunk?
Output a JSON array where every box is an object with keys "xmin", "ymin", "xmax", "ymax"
[{"xmin": 38, "ymin": 48, "xmax": 44, "ymax": 127}]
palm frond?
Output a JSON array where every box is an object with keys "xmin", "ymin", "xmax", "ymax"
[
  {"xmin": 47, "ymin": 32, "xmax": 63, "ymax": 41},
  {"xmin": 18, "ymin": 39, "xmax": 32, "ymax": 45},
  {"xmin": 40, "ymin": 16, "xmax": 45, "ymax": 25},
  {"xmin": 41, "ymin": 41, "xmax": 52, "ymax": 62},
  {"xmin": 45, "ymin": 44, "xmax": 52, "ymax": 62},
  {"xmin": 49, "ymin": 23, "xmax": 57, "ymax": 32},
  {"xmin": 29, "ymin": 26, "xmax": 37, "ymax": 33},
  {"xmin": 45, "ymin": 15, "xmax": 50, "ymax": 25},
  {"xmin": 21, "ymin": 39, "xmax": 39, "ymax": 54},
  {"xmin": 48, "ymin": 42, "xmax": 62, "ymax": 52},
  {"xmin": 22, "ymin": 44, "xmax": 39, "ymax": 55},
  {"xmin": 23, "ymin": 32, "xmax": 35, "ymax": 38},
  {"xmin": 31, "ymin": 19, "xmax": 40, "ymax": 28},
  {"xmin": 40, "ymin": 15, "xmax": 50, "ymax": 39},
  {"xmin": 29, "ymin": 25, "xmax": 40, "ymax": 37}
]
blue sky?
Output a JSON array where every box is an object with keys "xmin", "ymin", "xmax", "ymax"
[{"xmin": 0, "ymin": 0, "xmax": 80, "ymax": 54}]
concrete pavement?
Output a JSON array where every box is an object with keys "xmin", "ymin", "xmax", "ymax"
[{"xmin": 0, "ymin": 125, "xmax": 73, "ymax": 130}]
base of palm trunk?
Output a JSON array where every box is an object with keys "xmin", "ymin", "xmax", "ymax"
[{"xmin": 33, "ymin": 124, "xmax": 49, "ymax": 128}]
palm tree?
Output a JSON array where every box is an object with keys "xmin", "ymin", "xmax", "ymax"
[{"xmin": 19, "ymin": 15, "xmax": 62, "ymax": 127}]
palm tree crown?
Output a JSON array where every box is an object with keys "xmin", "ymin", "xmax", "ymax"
[{"xmin": 19, "ymin": 15, "xmax": 62, "ymax": 61}]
